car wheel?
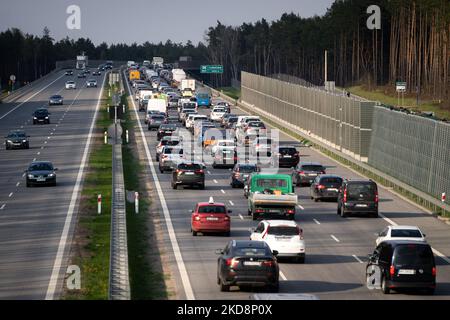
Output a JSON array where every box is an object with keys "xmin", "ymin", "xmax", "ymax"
[
  {"xmin": 26, "ymin": 181, "xmax": 31, "ymax": 188},
  {"xmin": 199, "ymin": 183, "xmax": 205, "ymax": 190},
  {"xmin": 252, "ymin": 212, "xmax": 258, "ymax": 221},
  {"xmin": 220, "ymin": 281, "xmax": 230, "ymax": 292},
  {"xmin": 192, "ymin": 230, "xmax": 197, "ymax": 236},
  {"xmin": 268, "ymin": 283, "xmax": 279, "ymax": 293},
  {"xmin": 314, "ymin": 197, "xmax": 319, "ymax": 202},
  {"xmin": 159, "ymin": 167, "xmax": 164, "ymax": 173},
  {"xmin": 381, "ymin": 276, "xmax": 390, "ymax": 294},
  {"xmin": 5, "ymin": 145, "xmax": 10, "ymax": 150},
  {"xmin": 172, "ymin": 183, "xmax": 177, "ymax": 190},
  {"xmin": 52, "ymin": 181, "xmax": 57, "ymax": 187},
  {"xmin": 340, "ymin": 205, "xmax": 347, "ymax": 218},
  {"xmin": 297, "ymin": 256, "xmax": 305, "ymax": 264},
  {"xmin": 372, "ymin": 212, "xmax": 379, "ymax": 218},
  {"xmin": 424, "ymin": 288, "xmax": 435, "ymax": 295},
  {"xmin": 155, "ymin": 155, "xmax": 159, "ymax": 162},
  {"xmin": 224, "ymin": 231, "xmax": 230, "ymax": 237},
  {"xmin": 26, "ymin": 144, "xmax": 30, "ymax": 149}
]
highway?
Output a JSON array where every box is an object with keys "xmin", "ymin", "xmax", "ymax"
[
  {"xmin": 125, "ymin": 78, "xmax": 450, "ymax": 300},
  {"xmin": 0, "ymin": 71, "xmax": 106, "ymax": 299}
]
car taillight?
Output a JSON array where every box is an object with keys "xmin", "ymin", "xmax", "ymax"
[
  {"xmin": 287, "ymin": 209, "xmax": 295, "ymax": 214},
  {"xmin": 233, "ymin": 156, "xmax": 238, "ymax": 161},
  {"xmin": 432, "ymin": 267, "xmax": 437, "ymax": 277},
  {"xmin": 375, "ymin": 191, "xmax": 379, "ymax": 203},
  {"xmin": 317, "ymin": 185, "xmax": 326, "ymax": 190},
  {"xmin": 226, "ymin": 258, "xmax": 239, "ymax": 268},
  {"xmin": 224, "ymin": 216, "xmax": 230, "ymax": 221},
  {"xmin": 193, "ymin": 215, "xmax": 200, "ymax": 221},
  {"xmin": 343, "ymin": 189, "xmax": 347, "ymax": 203},
  {"xmin": 162, "ymin": 155, "xmax": 168, "ymax": 159},
  {"xmin": 297, "ymin": 227, "xmax": 304, "ymax": 240},
  {"xmin": 298, "ymin": 170, "xmax": 305, "ymax": 175},
  {"xmin": 390, "ymin": 265, "xmax": 395, "ymax": 277},
  {"xmin": 195, "ymin": 170, "xmax": 204, "ymax": 174},
  {"xmin": 234, "ymin": 172, "xmax": 240, "ymax": 177},
  {"xmin": 176, "ymin": 169, "xmax": 184, "ymax": 175},
  {"xmin": 255, "ymin": 209, "xmax": 264, "ymax": 214},
  {"xmin": 262, "ymin": 260, "xmax": 275, "ymax": 267}
]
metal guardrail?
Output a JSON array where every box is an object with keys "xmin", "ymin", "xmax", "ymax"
[{"xmin": 108, "ymin": 77, "xmax": 130, "ymax": 300}]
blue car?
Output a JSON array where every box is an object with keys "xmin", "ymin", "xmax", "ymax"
[{"xmin": 196, "ymin": 92, "xmax": 211, "ymax": 108}]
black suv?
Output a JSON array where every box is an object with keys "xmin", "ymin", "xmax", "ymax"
[
  {"xmin": 33, "ymin": 108, "xmax": 51, "ymax": 124},
  {"xmin": 171, "ymin": 162, "xmax": 205, "ymax": 190},
  {"xmin": 337, "ymin": 179, "xmax": 378, "ymax": 218},
  {"xmin": 5, "ymin": 130, "xmax": 30, "ymax": 150},
  {"xmin": 310, "ymin": 175, "xmax": 343, "ymax": 202},
  {"xmin": 367, "ymin": 240, "xmax": 436, "ymax": 294},
  {"xmin": 292, "ymin": 162, "xmax": 326, "ymax": 186},
  {"xmin": 276, "ymin": 146, "xmax": 300, "ymax": 168},
  {"xmin": 230, "ymin": 163, "xmax": 258, "ymax": 188}
]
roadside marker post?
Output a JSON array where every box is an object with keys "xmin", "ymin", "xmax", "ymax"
[
  {"xmin": 98, "ymin": 194, "xmax": 102, "ymax": 214},
  {"xmin": 104, "ymin": 131, "xmax": 107, "ymax": 144},
  {"xmin": 126, "ymin": 130, "xmax": 129, "ymax": 144},
  {"xmin": 135, "ymin": 192, "xmax": 139, "ymax": 214},
  {"xmin": 442, "ymin": 193, "xmax": 446, "ymax": 203}
]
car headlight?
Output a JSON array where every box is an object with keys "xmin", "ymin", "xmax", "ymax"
[
  {"xmin": 7, "ymin": 140, "xmax": 12, "ymax": 143},
  {"xmin": 27, "ymin": 174, "xmax": 34, "ymax": 179},
  {"xmin": 33, "ymin": 117, "xmax": 37, "ymax": 119},
  {"xmin": 48, "ymin": 173, "xmax": 55, "ymax": 177},
  {"xmin": 22, "ymin": 140, "xmax": 27, "ymax": 143},
  {"xmin": 45, "ymin": 116, "xmax": 49, "ymax": 119}
]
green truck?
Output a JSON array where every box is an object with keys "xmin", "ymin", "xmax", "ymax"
[{"xmin": 246, "ymin": 173, "xmax": 298, "ymax": 220}]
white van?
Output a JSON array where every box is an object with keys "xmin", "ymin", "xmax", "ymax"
[{"xmin": 147, "ymin": 98, "xmax": 167, "ymax": 114}]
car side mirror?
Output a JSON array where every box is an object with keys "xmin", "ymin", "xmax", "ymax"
[
  {"xmin": 249, "ymin": 228, "xmax": 256, "ymax": 233},
  {"xmin": 54, "ymin": 168, "xmax": 58, "ymax": 171},
  {"xmin": 227, "ymin": 210, "xmax": 232, "ymax": 214},
  {"xmin": 23, "ymin": 169, "xmax": 28, "ymax": 173},
  {"xmin": 423, "ymin": 234, "xmax": 426, "ymax": 237},
  {"xmin": 189, "ymin": 210, "xmax": 193, "ymax": 213},
  {"xmin": 215, "ymin": 249, "xmax": 224, "ymax": 255},
  {"xmin": 272, "ymin": 250, "xmax": 279, "ymax": 256}
]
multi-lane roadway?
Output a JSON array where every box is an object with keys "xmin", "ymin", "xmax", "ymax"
[
  {"xmin": 0, "ymin": 71, "xmax": 105, "ymax": 299},
  {"xmin": 126, "ymin": 78, "xmax": 450, "ymax": 300}
]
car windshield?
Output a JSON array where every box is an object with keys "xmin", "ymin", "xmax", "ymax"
[
  {"xmin": 234, "ymin": 247, "xmax": 268, "ymax": 256},
  {"xmin": 238, "ymin": 165, "xmax": 257, "ymax": 173},
  {"xmin": 197, "ymin": 93, "xmax": 209, "ymax": 98},
  {"xmin": 268, "ymin": 226, "xmax": 299, "ymax": 236},
  {"xmin": 256, "ymin": 179, "xmax": 288, "ymax": 188},
  {"xmin": 178, "ymin": 163, "xmax": 202, "ymax": 171},
  {"xmin": 197, "ymin": 205, "xmax": 225, "ymax": 214},
  {"xmin": 228, "ymin": 117, "xmax": 238, "ymax": 123},
  {"xmin": 391, "ymin": 230, "xmax": 423, "ymax": 238},
  {"xmin": 35, "ymin": 109, "xmax": 48, "ymax": 115},
  {"xmin": 8, "ymin": 132, "xmax": 26, "ymax": 138},
  {"xmin": 320, "ymin": 177, "xmax": 343, "ymax": 186},
  {"xmin": 213, "ymin": 108, "xmax": 226, "ymax": 113},
  {"xmin": 279, "ymin": 147, "xmax": 297, "ymax": 154},
  {"xmin": 301, "ymin": 165, "xmax": 324, "ymax": 171},
  {"xmin": 51, "ymin": 95, "xmax": 61, "ymax": 99},
  {"xmin": 151, "ymin": 115, "xmax": 165, "ymax": 120},
  {"xmin": 394, "ymin": 245, "xmax": 433, "ymax": 266},
  {"xmin": 29, "ymin": 163, "xmax": 53, "ymax": 171},
  {"xmin": 347, "ymin": 183, "xmax": 376, "ymax": 199}
]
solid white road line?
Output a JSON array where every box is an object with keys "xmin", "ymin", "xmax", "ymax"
[
  {"xmin": 331, "ymin": 235, "xmax": 340, "ymax": 243},
  {"xmin": 0, "ymin": 74, "xmax": 65, "ymax": 121},
  {"xmin": 352, "ymin": 255, "xmax": 363, "ymax": 264},
  {"xmin": 313, "ymin": 219, "xmax": 321, "ymax": 225},
  {"xmin": 279, "ymin": 271, "xmax": 288, "ymax": 281},
  {"xmin": 125, "ymin": 72, "xmax": 195, "ymax": 300},
  {"xmin": 229, "ymin": 200, "xmax": 234, "ymax": 206},
  {"xmin": 45, "ymin": 79, "xmax": 95, "ymax": 300}
]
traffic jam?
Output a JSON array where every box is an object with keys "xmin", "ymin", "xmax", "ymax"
[{"xmin": 124, "ymin": 61, "xmax": 438, "ymax": 296}]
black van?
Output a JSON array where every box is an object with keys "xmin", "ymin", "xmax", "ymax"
[
  {"xmin": 337, "ymin": 179, "xmax": 378, "ymax": 218},
  {"xmin": 367, "ymin": 240, "xmax": 436, "ymax": 294}
]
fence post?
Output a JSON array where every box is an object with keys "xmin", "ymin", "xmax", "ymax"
[{"xmin": 98, "ymin": 194, "xmax": 102, "ymax": 214}]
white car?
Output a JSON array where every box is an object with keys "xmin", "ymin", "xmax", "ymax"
[
  {"xmin": 211, "ymin": 140, "xmax": 236, "ymax": 155},
  {"xmin": 251, "ymin": 136, "xmax": 274, "ymax": 156},
  {"xmin": 376, "ymin": 225, "xmax": 426, "ymax": 246},
  {"xmin": 186, "ymin": 114, "xmax": 208, "ymax": 129},
  {"xmin": 210, "ymin": 107, "xmax": 227, "ymax": 122},
  {"xmin": 159, "ymin": 146, "xmax": 185, "ymax": 173},
  {"xmin": 65, "ymin": 81, "xmax": 76, "ymax": 90},
  {"xmin": 250, "ymin": 220, "xmax": 306, "ymax": 263}
]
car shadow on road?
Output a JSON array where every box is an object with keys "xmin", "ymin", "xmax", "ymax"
[
  {"xmin": 280, "ymin": 280, "xmax": 363, "ymax": 294},
  {"xmin": 286, "ymin": 254, "xmax": 361, "ymax": 265}
]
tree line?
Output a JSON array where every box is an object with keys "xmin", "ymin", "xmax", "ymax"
[
  {"xmin": 205, "ymin": 0, "xmax": 449, "ymax": 103},
  {"xmin": 0, "ymin": 27, "xmax": 207, "ymax": 91}
]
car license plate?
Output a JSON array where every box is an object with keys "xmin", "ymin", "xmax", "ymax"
[
  {"xmin": 268, "ymin": 209, "xmax": 280, "ymax": 213},
  {"xmin": 37, "ymin": 177, "xmax": 46, "ymax": 182},
  {"xmin": 356, "ymin": 204, "xmax": 368, "ymax": 207},
  {"xmin": 206, "ymin": 217, "xmax": 218, "ymax": 221},
  {"xmin": 328, "ymin": 188, "xmax": 338, "ymax": 192},
  {"xmin": 283, "ymin": 155, "xmax": 292, "ymax": 158},
  {"xmin": 398, "ymin": 269, "xmax": 416, "ymax": 275},
  {"xmin": 276, "ymin": 237, "xmax": 291, "ymax": 241},
  {"xmin": 308, "ymin": 174, "xmax": 317, "ymax": 176},
  {"xmin": 185, "ymin": 172, "xmax": 194, "ymax": 175},
  {"xmin": 244, "ymin": 261, "xmax": 260, "ymax": 266}
]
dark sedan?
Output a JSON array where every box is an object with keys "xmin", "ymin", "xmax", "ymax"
[
  {"xmin": 216, "ymin": 240, "xmax": 279, "ymax": 292},
  {"xmin": 5, "ymin": 130, "xmax": 30, "ymax": 150},
  {"xmin": 25, "ymin": 161, "xmax": 58, "ymax": 187},
  {"xmin": 33, "ymin": 108, "xmax": 51, "ymax": 124},
  {"xmin": 292, "ymin": 162, "xmax": 326, "ymax": 186},
  {"xmin": 157, "ymin": 124, "xmax": 178, "ymax": 141},
  {"xmin": 276, "ymin": 146, "xmax": 300, "ymax": 168},
  {"xmin": 48, "ymin": 94, "xmax": 64, "ymax": 106},
  {"xmin": 64, "ymin": 70, "xmax": 73, "ymax": 76},
  {"xmin": 310, "ymin": 175, "xmax": 343, "ymax": 202},
  {"xmin": 230, "ymin": 163, "xmax": 258, "ymax": 188}
]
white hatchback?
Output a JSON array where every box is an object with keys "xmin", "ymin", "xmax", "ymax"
[
  {"xmin": 376, "ymin": 225, "xmax": 426, "ymax": 246},
  {"xmin": 65, "ymin": 81, "xmax": 76, "ymax": 89},
  {"xmin": 250, "ymin": 220, "xmax": 306, "ymax": 263},
  {"xmin": 210, "ymin": 107, "xmax": 227, "ymax": 122}
]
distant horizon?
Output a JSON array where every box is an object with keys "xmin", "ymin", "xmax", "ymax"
[{"xmin": 0, "ymin": 0, "xmax": 333, "ymax": 46}]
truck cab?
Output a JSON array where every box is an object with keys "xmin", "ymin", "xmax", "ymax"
[{"xmin": 247, "ymin": 174, "xmax": 297, "ymax": 221}]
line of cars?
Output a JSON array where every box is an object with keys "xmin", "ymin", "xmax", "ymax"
[{"xmin": 129, "ymin": 66, "xmax": 437, "ymax": 295}]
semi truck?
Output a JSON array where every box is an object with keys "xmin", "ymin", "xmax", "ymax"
[{"xmin": 246, "ymin": 174, "xmax": 298, "ymax": 221}]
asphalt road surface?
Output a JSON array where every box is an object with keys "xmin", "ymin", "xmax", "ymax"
[
  {"xmin": 0, "ymin": 71, "xmax": 106, "ymax": 299},
  {"xmin": 126, "ymin": 78, "xmax": 450, "ymax": 300}
]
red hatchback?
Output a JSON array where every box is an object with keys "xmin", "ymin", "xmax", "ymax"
[{"xmin": 191, "ymin": 198, "xmax": 231, "ymax": 237}]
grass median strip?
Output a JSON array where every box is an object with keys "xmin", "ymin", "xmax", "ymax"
[{"xmin": 63, "ymin": 83, "xmax": 117, "ymax": 300}]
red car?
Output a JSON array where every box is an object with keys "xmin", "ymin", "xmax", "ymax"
[{"xmin": 191, "ymin": 198, "xmax": 231, "ymax": 236}]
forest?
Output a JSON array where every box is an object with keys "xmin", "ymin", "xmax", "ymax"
[
  {"xmin": 1, "ymin": 0, "xmax": 449, "ymax": 104},
  {"xmin": 205, "ymin": 0, "xmax": 449, "ymax": 104}
]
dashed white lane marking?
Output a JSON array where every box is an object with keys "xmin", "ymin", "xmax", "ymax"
[
  {"xmin": 331, "ymin": 235, "xmax": 340, "ymax": 243},
  {"xmin": 41, "ymin": 147, "xmax": 44, "ymax": 149},
  {"xmin": 22, "ymin": 173, "xmax": 26, "ymax": 178},
  {"xmin": 16, "ymin": 182, "xmax": 20, "ymax": 187},
  {"xmin": 213, "ymin": 179, "xmax": 218, "ymax": 184},
  {"xmin": 50, "ymin": 132, "xmax": 54, "ymax": 135},
  {"xmin": 20, "ymin": 126, "xmax": 23, "ymax": 129},
  {"xmin": 229, "ymin": 200, "xmax": 234, "ymax": 206},
  {"xmin": 37, "ymin": 152, "xmax": 40, "ymax": 155},
  {"xmin": 313, "ymin": 219, "xmax": 321, "ymax": 225},
  {"xmin": 0, "ymin": 204, "xmax": 5, "ymax": 210},
  {"xmin": 44, "ymin": 141, "xmax": 47, "ymax": 144},
  {"xmin": 221, "ymin": 189, "xmax": 225, "ymax": 194},
  {"xmin": 8, "ymin": 192, "xmax": 13, "ymax": 198},
  {"xmin": 207, "ymin": 171, "xmax": 211, "ymax": 175},
  {"xmin": 352, "ymin": 255, "xmax": 363, "ymax": 264},
  {"xmin": 239, "ymin": 214, "xmax": 244, "ymax": 220},
  {"xmin": 45, "ymin": 77, "xmax": 93, "ymax": 300},
  {"xmin": 297, "ymin": 204, "xmax": 305, "ymax": 210},
  {"xmin": 0, "ymin": 74, "xmax": 64, "ymax": 121},
  {"xmin": 33, "ymin": 158, "xmax": 36, "ymax": 161},
  {"xmin": 125, "ymin": 72, "xmax": 194, "ymax": 300},
  {"xmin": 279, "ymin": 271, "xmax": 288, "ymax": 281}
]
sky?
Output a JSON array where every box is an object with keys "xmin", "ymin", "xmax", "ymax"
[{"xmin": 0, "ymin": 0, "xmax": 334, "ymax": 45}]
